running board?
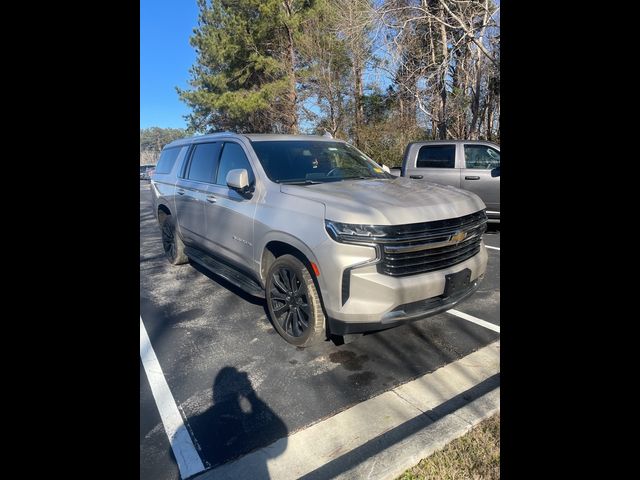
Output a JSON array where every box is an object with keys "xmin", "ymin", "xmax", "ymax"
[{"xmin": 185, "ymin": 246, "xmax": 265, "ymax": 298}]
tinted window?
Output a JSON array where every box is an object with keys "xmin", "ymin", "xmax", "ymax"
[
  {"xmin": 464, "ymin": 145, "xmax": 500, "ymax": 170},
  {"xmin": 416, "ymin": 145, "xmax": 456, "ymax": 168},
  {"xmin": 216, "ymin": 142, "xmax": 255, "ymax": 185},
  {"xmin": 251, "ymin": 141, "xmax": 391, "ymax": 183},
  {"xmin": 187, "ymin": 143, "xmax": 221, "ymax": 183},
  {"xmin": 155, "ymin": 147, "xmax": 181, "ymax": 174}
]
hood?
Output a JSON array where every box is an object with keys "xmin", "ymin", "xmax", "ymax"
[{"xmin": 280, "ymin": 177, "xmax": 486, "ymax": 225}]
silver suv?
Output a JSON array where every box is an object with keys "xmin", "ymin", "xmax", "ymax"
[{"xmin": 150, "ymin": 133, "xmax": 488, "ymax": 347}]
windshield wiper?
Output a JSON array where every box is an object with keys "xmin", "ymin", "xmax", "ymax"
[
  {"xmin": 343, "ymin": 175, "xmax": 394, "ymax": 181},
  {"xmin": 278, "ymin": 179, "xmax": 322, "ymax": 185}
]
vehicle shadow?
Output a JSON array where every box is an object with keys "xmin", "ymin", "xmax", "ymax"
[
  {"xmin": 190, "ymin": 260, "xmax": 348, "ymax": 347},
  {"xmin": 186, "ymin": 367, "xmax": 288, "ymax": 476},
  {"xmin": 189, "ymin": 261, "xmax": 265, "ymax": 306}
]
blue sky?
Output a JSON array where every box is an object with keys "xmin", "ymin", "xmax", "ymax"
[
  {"xmin": 140, "ymin": 1, "xmax": 497, "ymax": 131},
  {"xmin": 140, "ymin": 0, "xmax": 198, "ymax": 129},
  {"xmin": 139, "ymin": 1, "xmax": 385, "ymax": 132}
]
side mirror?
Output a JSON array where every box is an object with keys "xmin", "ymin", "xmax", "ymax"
[
  {"xmin": 226, "ymin": 168, "xmax": 252, "ymax": 194},
  {"xmin": 491, "ymin": 166, "xmax": 500, "ymax": 178}
]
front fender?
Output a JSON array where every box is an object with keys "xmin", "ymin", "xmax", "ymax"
[{"xmin": 256, "ymin": 231, "xmax": 328, "ymax": 294}]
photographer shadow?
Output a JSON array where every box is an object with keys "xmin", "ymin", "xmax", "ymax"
[{"xmin": 187, "ymin": 366, "xmax": 288, "ymax": 478}]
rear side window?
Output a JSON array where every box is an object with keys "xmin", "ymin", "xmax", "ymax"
[
  {"xmin": 186, "ymin": 142, "xmax": 221, "ymax": 183},
  {"xmin": 416, "ymin": 145, "xmax": 456, "ymax": 168},
  {"xmin": 216, "ymin": 142, "xmax": 255, "ymax": 186},
  {"xmin": 155, "ymin": 147, "xmax": 181, "ymax": 174},
  {"xmin": 464, "ymin": 145, "xmax": 500, "ymax": 170}
]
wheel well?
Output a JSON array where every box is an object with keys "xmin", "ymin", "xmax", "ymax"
[
  {"xmin": 262, "ymin": 241, "xmax": 333, "ymax": 337},
  {"xmin": 261, "ymin": 241, "xmax": 313, "ymax": 281},
  {"xmin": 157, "ymin": 204, "xmax": 171, "ymax": 222}
]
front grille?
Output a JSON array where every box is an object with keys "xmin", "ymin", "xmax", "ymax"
[{"xmin": 377, "ymin": 210, "xmax": 487, "ymax": 277}]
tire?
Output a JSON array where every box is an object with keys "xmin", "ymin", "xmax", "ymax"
[
  {"xmin": 265, "ymin": 254, "xmax": 326, "ymax": 347},
  {"xmin": 159, "ymin": 214, "xmax": 189, "ymax": 265}
]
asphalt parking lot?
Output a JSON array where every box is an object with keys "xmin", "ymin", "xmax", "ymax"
[{"xmin": 139, "ymin": 181, "xmax": 500, "ymax": 480}]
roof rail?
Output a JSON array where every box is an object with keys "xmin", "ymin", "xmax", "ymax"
[{"xmin": 203, "ymin": 130, "xmax": 236, "ymax": 135}]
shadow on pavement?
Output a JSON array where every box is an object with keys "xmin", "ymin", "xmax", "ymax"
[{"xmin": 186, "ymin": 366, "xmax": 288, "ymax": 475}]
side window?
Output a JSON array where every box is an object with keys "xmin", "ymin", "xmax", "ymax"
[
  {"xmin": 216, "ymin": 142, "xmax": 255, "ymax": 186},
  {"xmin": 155, "ymin": 147, "xmax": 181, "ymax": 174},
  {"xmin": 464, "ymin": 145, "xmax": 500, "ymax": 170},
  {"xmin": 186, "ymin": 142, "xmax": 221, "ymax": 183},
  {"xmin": 416, "ymin": 145, "xmax": 456, "ymax": 168}
]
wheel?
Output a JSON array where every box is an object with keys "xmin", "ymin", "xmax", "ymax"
[
  {"xmin": 266, "ymin": 254, "xmax": 326, "ymax": 347},
  {"xmin": 159, "ymin": 214, "xmax": 189, "ymax": 265}
]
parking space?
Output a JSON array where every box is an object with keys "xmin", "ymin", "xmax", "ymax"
[{"xmin": 139, "ymin": 182, "xmax": 500, "ymax": 480}]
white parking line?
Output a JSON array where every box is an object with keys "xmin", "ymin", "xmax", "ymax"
[
  {"xmin": 140, "ymin": 317, "xmax": 206, "ymax": 479},
  {"xmin": 447, "ymin": 309, "xmax": 500, "ymax": 333},
  {"xmin": 485, "ymin": 245, "xmax": 500, "ymax": 251}
]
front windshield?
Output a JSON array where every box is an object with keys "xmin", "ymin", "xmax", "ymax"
[{"xmin": 251, "ymin": 140, "xmax": 393, "ymax": 184}]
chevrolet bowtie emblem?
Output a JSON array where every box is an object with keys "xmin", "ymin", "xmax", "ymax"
[{"xmin": 450, "ymin": 231, "xmax": 467, "ymax": 243}]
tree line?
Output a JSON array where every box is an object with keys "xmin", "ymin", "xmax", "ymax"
[
  {"xmin": 140, "ymin": 127, "xmax": 186, "ymax": 164},
  {"xmin": 144, "ymin": 0, "xmax": 499, "ymax": 167}
]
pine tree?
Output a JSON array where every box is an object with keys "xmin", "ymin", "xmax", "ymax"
[{"xmin": 178, "ymin": 0, "xmax": 316, "ymax": 134}]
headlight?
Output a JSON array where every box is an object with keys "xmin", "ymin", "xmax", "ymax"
[{"xmin": 325, "ymin": 220, "xmax": 388, "ymax": 243}]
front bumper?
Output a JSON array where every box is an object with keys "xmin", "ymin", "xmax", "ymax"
[
  {"xmin": 328, "ymin": 272, "xmax": 482, "ymax": 335},
  {"xmin": 320, "ymin": 243, "xmax": 488, "ymax": 334}
]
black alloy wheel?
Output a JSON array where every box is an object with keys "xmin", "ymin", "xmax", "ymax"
[
  {"xmin": 265, "ymin": 254, "xmax": 326, "ymax": 346},
  {"xmin": 162, "ymin": 220, "xmax": 177, "ymax": 260},
  {"xmin": 159, "ymin": 214, "xmax": 189, "ymax": 265},
  {"xmin": 270, "ymin": 267, "xmax": 311, "ymax": 337}
]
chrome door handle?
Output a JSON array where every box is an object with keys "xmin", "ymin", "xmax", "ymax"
[
  {"xmin": 177, "ymin": 189, "xmax": 185, "ymax": 195},
  {"xmin": 465, "ymin": 176, "xmax": 480, "ymax": 180},
  {"xmin": 206, "ymin": 195, "xmax": 217, "ymax": 203}
]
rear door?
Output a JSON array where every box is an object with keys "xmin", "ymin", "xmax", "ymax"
[
  {"xmin": 460, "ymin": 143, "xmax": 500, "ymax": 213},
  {"xmin": 174, "ymin": 142, "xmax": 222, "ymax": 247},
  {"xmin": 201, "ymin": 141, "xmax": 258, "ymax": 270},
  {"xmin": 407, "ymin": 144, "xmax": 460, "ymax": 187}
]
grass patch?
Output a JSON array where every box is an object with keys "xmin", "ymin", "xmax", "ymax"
[{"xmin": 397, "ymin": 413, "xmax": 500, "ymax": 480}]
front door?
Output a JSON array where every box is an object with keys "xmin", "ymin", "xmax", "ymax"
[
  {"xmin": 202, "ymin": 141, "xmax": 258, "ymax": 273},
  {"xmin": 460, "ymin": 144, "xmax": 500, "ymax": 213}
]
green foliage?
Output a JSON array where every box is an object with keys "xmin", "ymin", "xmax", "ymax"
[
  {"xmin": 358, "ymin": 117, "xmax": 428, "ymax": 168},
  {"xmin": 178, "ymin": 0, "xmax": 315, "ymax": 134},
  {"xmin": 354, "ymin": 86, "xmax": 429, "ymax": 168},
  {"xmin": 140, "ymin": 127, "xmax": 186, "ymax": 152},
  {"xmin": 362, "ymin": 87, "xmax": 396, "ymax": 125}
]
